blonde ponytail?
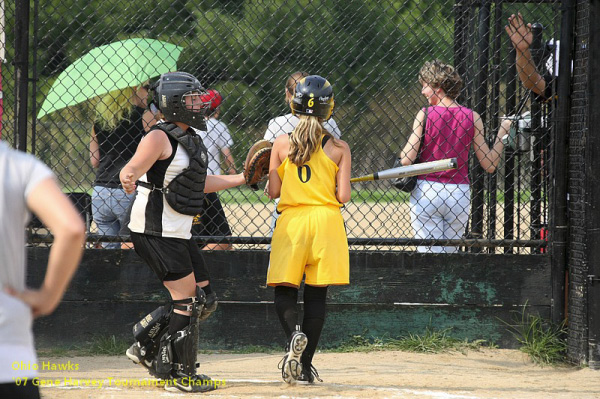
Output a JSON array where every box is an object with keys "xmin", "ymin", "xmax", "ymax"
[{"xmin": 289, "ymin": 115, "xmax": 337, "ymax": 166}]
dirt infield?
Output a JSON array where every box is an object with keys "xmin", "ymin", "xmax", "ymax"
[{"xmin": 36, "ymin": 349, "xmax": 598, "ymax": 399}]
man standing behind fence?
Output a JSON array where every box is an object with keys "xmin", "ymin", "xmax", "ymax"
[{"xmin": 505, "ymin": 12, "xmax": 555, "ymax": 101}]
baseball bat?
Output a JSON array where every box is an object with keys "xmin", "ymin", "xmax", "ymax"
[{"xmin": 350, "ymin": 158, "xmax": 458, "ymax": 183}]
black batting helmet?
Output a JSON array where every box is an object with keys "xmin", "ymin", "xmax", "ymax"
[
  {"xmin": 290, "ymin": 75, "xmax": 335, "ymax": 121},
  {"xmin": 151, "ymin": 72, "xmax": 209, "ymax": 130}
]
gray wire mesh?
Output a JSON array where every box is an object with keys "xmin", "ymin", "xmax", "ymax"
[{"xmin": 3, "ymin": 0, "xmax": 561, "ymax": 252}]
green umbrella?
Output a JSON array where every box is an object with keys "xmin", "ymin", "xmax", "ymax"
[{"xmin": 37, "ymin": 38, "xmax": 183, "ymax": 119}]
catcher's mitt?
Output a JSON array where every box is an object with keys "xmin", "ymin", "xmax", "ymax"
[{"xmin": 243, "ymin": 139, "xmax": 272, "ymax": 188}]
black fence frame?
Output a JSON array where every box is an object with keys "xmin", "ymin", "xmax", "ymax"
[{"xmin": 8, "ymin": 0, "xmax": 600, "ymax": 367}]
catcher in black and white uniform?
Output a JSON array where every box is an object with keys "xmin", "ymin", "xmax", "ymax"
[{"xmin": 120, "ymin": 72, "xmax": 246, "ymax": 393}]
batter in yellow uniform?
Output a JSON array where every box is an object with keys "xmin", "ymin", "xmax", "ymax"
[
  {"xmin": 266, "ymin": 75, "xmax": 351, "ymax": 385},
  {"xmin": 268, "ymin": 136, "xmax": 349, "ymax": 286}
]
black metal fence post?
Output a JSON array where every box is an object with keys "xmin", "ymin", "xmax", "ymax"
[
  {"xmin": 486, "ymin": 2, "xmax": 504, "ymax": 250},
  {"xmin": 551, "ymin": 0, "xmax": 572, "ymax": 330},
  {"xmin": 529, "ymin": 23, "xmax": 544, "ymax": 253},
  {"xmin": 471, "ymin": 0, "xmax": 492, "ymax": 251},
  {"xmin": 504, "ymin": 42, "xmax": 517, "ymax": 254},
  {"xmin": 14, "ymin": 0, "xmax": 30, "ymax": 152},
  {"xmin": 454, "ymin": 0, "xmax": 470, "ymax": 104},
  {"xmin": 586, "ymin": 0, "xmax": 600, "ymax": 370}
]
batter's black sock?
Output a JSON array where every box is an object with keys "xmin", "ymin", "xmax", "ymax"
[
  {"xmin": 301, "ymin": 285, "xmax": 327, "ymax": 367},
  {"xmin": 169, "ymin": 312, "xmax": 191, "ymax": 335},
  {"xmin": 201, "ymin": 284, "xmax": 213, "ymax": 296},
  {"xmin": 274, "ymin": 286, "xmax": 299, "ymax": 340}
]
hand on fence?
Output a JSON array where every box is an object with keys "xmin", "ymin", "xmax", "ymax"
[{"xmin": 505, "ymin": 13, "xmax": 532, "ymax": 53}]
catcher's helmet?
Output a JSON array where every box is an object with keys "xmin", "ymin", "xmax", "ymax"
[
  {"xmin": 290, "ymin": 75, "xmax": 334, "ymax": 120},
  {"xmin": 152, "ymin": 72, "xmax": 209, "ymax": 130},
  {"xmin": 200, "ymin": 89, "xmax": 223, "ymax": 113}
]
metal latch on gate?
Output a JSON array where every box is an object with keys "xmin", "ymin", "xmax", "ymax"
[{"xmin": 588, "ymin": 275, "xmax": 600, "ymax": 285}]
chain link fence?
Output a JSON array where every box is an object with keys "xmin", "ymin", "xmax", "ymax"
[{"xmin": 3, "ymin": 0, "xmax": 561, "ymax": 252}]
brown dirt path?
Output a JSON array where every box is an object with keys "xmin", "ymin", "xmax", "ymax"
[{"xmin": 35, "ymin": 349, "xmax": 599, "ymax": 399}]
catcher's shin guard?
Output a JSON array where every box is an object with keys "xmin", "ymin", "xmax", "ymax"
[
  {"xmin": 132, "ymin": 305, "xmax": 171, "ymax": 359},
  {"xmin": 156, "ymin": 287, "xmax": 206, "ymax": 378},
  {"xmin": 127, "ymin": 305, "xmax": 172, "ymax": 378}
]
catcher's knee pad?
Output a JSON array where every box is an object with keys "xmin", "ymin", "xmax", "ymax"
[
  {"xmin": 132, "ymin": 305, "xmax": 171, "ymax": 360},
  {"xmin": 199, "ymin": 291, "xmax": 218, "ymax": 321},
  {"xmin": 156, "ymin": 287, "xmax": 205, "ymax": 378}
]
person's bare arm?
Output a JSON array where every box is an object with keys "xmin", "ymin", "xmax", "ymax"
[
  {"xmin": 505, "ymin": 13, "xmax": 547, "ymax": 97},
  {"xmin": 6, "ymin": 178, "xmax": 85, "ymax": 318},
  {"xmin": 335, "ymin": 140, "xmax": 352, "ymax": 204},
  {"xmin": 472, "ymin": 111, "xmax": 506, "ymax": 173},
  {"xmin": 267, "ymin": 135, "xmax": 288, "ymax": 199},
  {"xmin": 400, "ymin": 109, "xmax": 426, "ymax": 165},
  {"xmin": 204, "ymin": 173, "xmax": 245, "ymax": 193},
  {"xmin": 90, "ymin": 127, "xmax": 100, "ymax": 168},
  {"xmin": 222, "ymin": 147, "xmax": 237, "ymax": 175},
  {"xmin": 120, "ymin": 130, "xmax": 170, "ymax": 194}
]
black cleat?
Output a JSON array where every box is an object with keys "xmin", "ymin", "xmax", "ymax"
[
  {"xmin": 126, "ymin": 342, "xmax": 165, "ymax": 379},
  {"xmin": 297, "ymin": 363, "xmax": 323, "ymax": 384}
]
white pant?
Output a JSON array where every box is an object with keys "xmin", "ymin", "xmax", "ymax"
[{"xmin": 409, "ymin": 179, "xmax": 471, "ymax": 253}]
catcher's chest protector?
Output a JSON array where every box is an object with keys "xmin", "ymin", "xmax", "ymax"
[{"xmin": 152, "ymin": 123, "xmax": 209, "ymax": 215}]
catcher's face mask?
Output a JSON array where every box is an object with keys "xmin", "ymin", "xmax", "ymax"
[
  {"xmin": 154, "ymin": 72, "xmax": 209, "ymax": 130},
  {"xmin": 183, "ymin": 90, "xmax": 209, "ymax": 113}
]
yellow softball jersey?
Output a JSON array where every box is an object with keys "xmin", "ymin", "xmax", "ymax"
[
  {"xmin": 276, "ymin": 142, "xmax": 342, "ymax": 212},
  {"xmin": 268, "ymin": 138, "xmax": 349, "ymax": 287}
]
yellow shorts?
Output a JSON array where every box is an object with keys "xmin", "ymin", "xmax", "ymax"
[{"xmin": 267, "ymin": 205, "xmax": 349, "ymax": 287}]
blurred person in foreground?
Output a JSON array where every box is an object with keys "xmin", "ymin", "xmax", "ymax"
[{"xmin": 0, "ymin": 141, "xmax": 85, "ymax": 398}]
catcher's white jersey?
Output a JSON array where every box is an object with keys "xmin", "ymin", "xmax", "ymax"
[{"xmin": 128, "ymin": 134, "xmax": 195, "ymax": 240}]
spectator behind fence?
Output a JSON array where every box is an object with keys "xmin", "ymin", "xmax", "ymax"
[
  {"xmin": 505, "ymin": 12, "xmax": 556, "ymax": 101},
  {"xmin": 191, "ymin": 89, "xmax": 236, "ymax": 250},
  {"xmin": 263, "ymin": 71, "xmax": 342, "ymax": 236},
  {"xmin": 0, "ymin": 141, "xmax": 85, "ymax": 398},
  {"xmin": 267, "ymin": 75, "xmax": 351, "ymax": 384},
  {"xmin": 400, "ymin": 60, "xmax": 507, "ymax": 253},
  {"xmin": 89, "ymin": 84, "xmax": 154, "ymax": 248}
]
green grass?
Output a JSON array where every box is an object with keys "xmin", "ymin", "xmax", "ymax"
[
  {"xmin": 37, "ymin": 329, "xmax": 493, "ymax": 358},
  {"xmin": 39, "ymin": 335, "xmax": 131, "ymax": 357},
  {"xmin": 501, "ymin": 306, "xmax": 567, "ymax": 366},
  {"xmin": 327, "ymin": 327, "xmax": 493, "ymax": 354}
]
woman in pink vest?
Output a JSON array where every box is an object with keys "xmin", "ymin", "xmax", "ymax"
[{"xmin": 400, "ymin": 60, "xmax": 508, "ymax": 253}]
